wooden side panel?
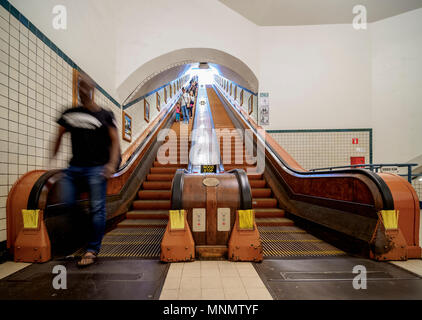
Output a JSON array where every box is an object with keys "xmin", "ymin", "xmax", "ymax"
[{"xmin": 6, "ymin": 170, "xmax": 46, "ymax": 250}]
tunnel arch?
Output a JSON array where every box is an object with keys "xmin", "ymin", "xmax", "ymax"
[{"xmin": 117, "ymin": 48, "xmax": 259, "ymax": 105}]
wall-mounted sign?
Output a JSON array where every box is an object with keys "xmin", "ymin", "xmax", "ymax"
[
  {"xmin": 217, "ymin": 208, "xmax": 230, "ymax": 232},
  {"xmin": 259, "ymin": 92, "xmax": 269, "ymax": 126},
  {"xmin": 192, "ymin": 208, "xmax": 206, "ymax": 232}
]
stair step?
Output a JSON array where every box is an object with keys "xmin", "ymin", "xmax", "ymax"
[
  {"xmin": 127, "ymin": 210, "xmax": 169, "ymax": 219},
  {"xmin": 251, "ymin": 188, "xmax": 272, "ymax": 197},
  {"xmin": 133, "ymin": 200, "xmax": 171, "ymax": 210},
  {"xmin": 254, "ymin": 208, "xmax": 285, "ymax": 218},
  {"xmin": 138, "ymin": 190, "xmax": 171, "ymax": 200},
  {"xmin": 252, "ymin": 198, "xmax": 278, "ymax": 208},
  {"xmin": 256, "ymin": 217, "xmax": 294, "ymax": 226},
  {"xmin": 142, "ymin": 181, "xmax": 172, "ymax": 190},
  {"xmin": 147, "ymin": 174, "xmax": 174, "ymax": 181}
]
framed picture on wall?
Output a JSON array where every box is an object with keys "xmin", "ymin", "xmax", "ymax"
[
  {"xmin": 230, "ymin": 83, "xmax": 232, "ymax": 96},
  {"xmin": 240, "ymin": 89, "xmax": 243, "ymax": 106},
  {"xmin": 164, "ymin": 87, "xmax": 167, "ymax": 103},
  {"xmin": 144, "ymin": 99, "xmax": 150, "ymax": 123},
  {"xmin": 170, "ymin": 85, "xmax": 172, "ymax": 98},
  {"xmin": 122, "ymin": 111, "xmax": 132, "ymax": 142},
  {"xmin": 234, "ymin": 86, "xmax": 237, "ymax": 100},
  {"xmin": 173, "ymin": 83, "xmax": 176, "ymax": 93},
  {"xmin": 156, "ymin": 92, "xmax": 161, "ymax": 111},
  {"xmin": 248, "ymin": 95, "xmax": 253, "ymax": 115}
]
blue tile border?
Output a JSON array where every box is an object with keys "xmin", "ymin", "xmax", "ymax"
[
  {"xmin": 0, "ymin": 0, "xmax": 121, "ymax": 108},
  {"xmin": 267, "ymin": 128, "xmax": 373, "ymax": 164}
]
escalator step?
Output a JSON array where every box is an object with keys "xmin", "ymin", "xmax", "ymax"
[
  {"xmin": 252, "ymin": 198, "xmax": 278, "ymax": 208},
  {"xmin": 146, "ymin": 174, "xmax": 174, "ymax": 181},
  {"xmin": 127, "ymin": 210, "xmax": 169, "ymax": 219},
  {"xmin": 254, "ymin": 208, "xmax": 285, "ymax": 218},
  {"xmin": 142, "ymin": 181, "xmax": 172, "ymax": 190},
  {"xmin": 133, "ymin": 200, "xmax": 171, "ymax": 210},
  {"xmin": 252, "ymin": 188, "xmax": 272, "ymax": 197},
  {"xmin": 256, "ymin": 217, "xmax": 294, "ymax": 226},
  {"xmin": 153, "ymin": 161, "xmax": 186, "ymax": 167},
  {"xmin": 250, "ymin": 180, "xmax": 266, "ymax": 188},
  {"xmin": 117, "ymin": 219, "xmax": 168, "ymax": 228},
  {"xmin": 150, "ymin": 167, "xmax": 179, "ymax": 174},
  {"xmin": 138, "ymin": 190, "xmax": 171, "ymax": 200},
  {"xmin": 247, "ymin": 173, "xmax": 263, "ymax": 180}
]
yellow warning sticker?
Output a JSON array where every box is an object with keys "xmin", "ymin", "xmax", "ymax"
[
  {"xmin": 22, "ymin": 209, "xmax": 40, "ymax": 229},
  {"xmin": 170, "ymin": 210, "xmax": 185, "ymax": 230},
  {"xmin": 238, "ymin": 209, "xmax": 254, "ymax": 230},
  {"xmin": 380, "ymin": 210, "xmax": 399, "ymax": 230}
]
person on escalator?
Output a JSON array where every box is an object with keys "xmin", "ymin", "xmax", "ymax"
[
  {"xmin": 188, "ymin": 90, "xmax": 194, "ymax": 117},
  {"xmin": 51, "ymin": 73, "xmax": 121, "ymax": 268},
  {"xmin": 181, "ymin": 87, "xmax": 190, "ymax": 124},
  {"xmin": 175, "ymin": 102, "xmax": 181, "ymax": 122}
]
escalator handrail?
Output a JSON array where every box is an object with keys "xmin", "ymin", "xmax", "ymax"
[
  {"xmin": 212, "ymin": 84, "xmax": 395, "ymax": 210},
  {"xmin": 228, "ymin": 169, "xmax": 253, "ymax": 210}
]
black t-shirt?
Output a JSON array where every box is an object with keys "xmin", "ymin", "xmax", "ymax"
[{"xmin": 57, "ymin": 106, "xmax": 117, "ymax": 167}]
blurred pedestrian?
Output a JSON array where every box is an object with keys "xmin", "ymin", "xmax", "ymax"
[{"xmin": 52, "ymin": 73, "xmax": 121, "ymax": 267}]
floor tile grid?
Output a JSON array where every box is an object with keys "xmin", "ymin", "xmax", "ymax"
[{"xmin": 159, "ymin": 261, "xmax": 273, "ymax": 300}]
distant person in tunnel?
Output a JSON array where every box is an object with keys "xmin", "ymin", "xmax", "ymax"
[
  {"xmin": 181, "ymin": 87, "xmax": 190, "ymax": 124},
  {"xmin": 175, "ymin": 102, "xmax": 181, "ymax": 122},
  {"xmin": 188, "ymin": 89, "xmax": 194, "ymax": 118},
  {"xmin": 51, "ymin": 73, "xmax": 121, "ymax": 267}
]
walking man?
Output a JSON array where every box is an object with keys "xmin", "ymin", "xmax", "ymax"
[
  {"xmin": 181, "ymin": 87, "xmax": 190, "ymax": 124},
  {"xmin": 52, "ymin": 74, "xmax": 121, "ymax": 267}
]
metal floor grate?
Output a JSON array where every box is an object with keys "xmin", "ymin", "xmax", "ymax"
[
  {"xmin": 73, "ymin": 225, "xmax": 343, "ymax": 259},
  {"xmin": 73, "ymin": 227, "xmax": 166, "ymax": 258},
  {"xmin": 258, "ymin": 226, "xmax": 345, "ymax": 258}
]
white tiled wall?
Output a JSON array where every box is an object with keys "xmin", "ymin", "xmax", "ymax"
[
  {"xmin": 0, "ymin": 5, "xmax": 120, "ymax": 243},
  {"xmin": 268, "ymin": 130, "xmax": 371, "ymax": 170}
]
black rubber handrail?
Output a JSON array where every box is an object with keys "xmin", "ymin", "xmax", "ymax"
[
  {"xmin": 228, "ymin": 169, "xmax": 252, "ymax": 210},
  {"xmin": 171, "ymin": 169, "xmax": 186, "ymax": 210},
  {"xmin": 213, "ymin": 85, "xmax": 395, "ymax": 210}
]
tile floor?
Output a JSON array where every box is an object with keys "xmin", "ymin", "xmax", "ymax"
[
  {"xmin": 390, "ymin": 259, "xmax": 422, "ymax": 277},
  {"xmin": 159, "ymin": 261, "xmax": 273, "ymax": 300},
  {"xmin": 0, "ymin": 261, "xmax": 30, "ymax": 279}
]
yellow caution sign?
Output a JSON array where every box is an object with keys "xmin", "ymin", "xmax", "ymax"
[
  {"xmin": 380, "ymin": 210, "xmax": 399, "ymax": 230},
  {"xmin": 22, "ymin": 209, "xmax": 40, "ymax": 229},
  {"xmin": 238, "ymin": 209, "xmax": 254, "ymax": 230},
  {"xmin": 169, "ymin": 210, "xmax": 185, "ymax": 230}
]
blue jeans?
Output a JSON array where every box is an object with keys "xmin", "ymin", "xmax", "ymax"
[
  {"xmin": 181, "ymin": 105, "xmax": 189, "ymax": 124},
  {"xmin": 60, "ymin": 165, "xmax": 107, "ymax": 255}
]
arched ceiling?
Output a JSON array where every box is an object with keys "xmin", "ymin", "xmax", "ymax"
[{"xmin": 118, "ymin": 48, "xmax": 259, "ymax": 106}]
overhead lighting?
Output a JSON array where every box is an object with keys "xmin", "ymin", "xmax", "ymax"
[{"xmin": 199, "ymin": 62, "xmax": 209, "ymax": 69}]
